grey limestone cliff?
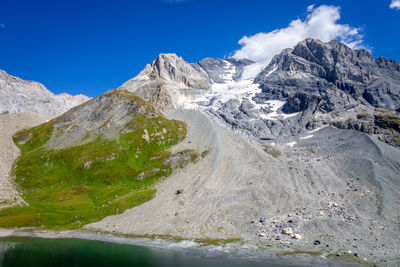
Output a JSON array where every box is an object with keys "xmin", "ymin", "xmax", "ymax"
[
  {"xmin": 255, "ymin": 39, "xmax": 400, "ymax": 110},
  {"xmin": 252, "ymin": 39, "xmax": 400, "ymax": 146}
]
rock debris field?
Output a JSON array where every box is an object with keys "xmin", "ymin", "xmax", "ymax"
[
  {"xmin": 87, "ymin": 109, "xmax": 400, "ymax": 266},
  {"xmin": 0, "ymin": 113, "xmax": 51, "ymax": 208}
]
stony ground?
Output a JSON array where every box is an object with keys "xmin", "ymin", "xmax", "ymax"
[
  {"xmin": 87, "ymin": 109, "xmax": 400, "ymax": 266},
  {"xmin": 0, "ymin": 113, "xmax": 51, "ymax": 208},
  {"xmin": 1, "ymin": 110, "xmax": 399, "ymax": 266}
]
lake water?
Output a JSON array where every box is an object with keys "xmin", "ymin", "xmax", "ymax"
[{"xmin": 0, "ymin": 236, "xmax": 286, "ymax": 267}]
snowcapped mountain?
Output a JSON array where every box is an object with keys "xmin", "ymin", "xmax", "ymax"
[
  {"xmin": 119, "ymin": 53, "xmax": 296, "ymax": 121},
  {"xmin": 119, "ymin": 39, "xmax": 400, "ymax": 147},
  {"xmin": 0, "ymin": 69, "xmax": 89, "ymax": 116},
  {"xmin": 4, "ymin": 39, "xmax": 397, "ymax": 146}
]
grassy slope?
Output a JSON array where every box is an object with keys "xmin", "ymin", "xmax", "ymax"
[{"xmin": 0, "ymin": 92, "xmax": 196, "ymax": 229}]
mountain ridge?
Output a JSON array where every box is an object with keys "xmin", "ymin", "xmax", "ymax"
[
  {"xmin": 2, "ymin": 39, "xmax": 399, "ymax": 147},
  {"xmin": 116, "ymin": 38, "xmax": 400, "ymax": 147},
  {"xmin": 0, "ymin": 69, "xmax": 90, "ymax": 116}
]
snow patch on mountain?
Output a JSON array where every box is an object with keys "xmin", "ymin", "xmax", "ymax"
[{"xmin": 171, "ymin": 59, "xmax": 297, "ymax": 122}]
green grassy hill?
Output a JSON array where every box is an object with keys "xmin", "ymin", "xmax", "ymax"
[{"xmin": 0, "ymin": 90, "xmax": 197, "ymax": 229}]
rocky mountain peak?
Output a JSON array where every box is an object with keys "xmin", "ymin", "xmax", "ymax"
[
  {"xmin": 0, "ymin": 69, "xmax": 90, "ymax": 116},
  {"xmin": 151, "ymin": 53, "xmax": 182, "ymax": 78},
  {"xmin": 247, "ymin": 38, "xmax": 400, "ymax": 146},
  {"xmin": 119, "ymin": 53, "xmax": 212, "ymax": 110},
  {"xmin": 292, "ymin": 38, "xmax": 375, "ymax": 70},
  {"xmin": 256, "ymin": 38, "xmax": 400, "ymax": 110},
  {"xmin": 149, "ymin": 53, "xmax": 210, "ymax": 87}
]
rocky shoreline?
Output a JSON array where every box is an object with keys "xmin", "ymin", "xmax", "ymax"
[{"xmin": 0, "ymin": 229, "xmax": 369, "ymax": 267}]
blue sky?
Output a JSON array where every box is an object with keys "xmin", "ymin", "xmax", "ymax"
[{"xmin": 0, "ymin": 0, "xmax": 399, "ymax": 97}]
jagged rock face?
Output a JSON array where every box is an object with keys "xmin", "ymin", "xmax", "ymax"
[
  {"xmin": 255, "ymin": 39, "xmax": 400, "ymax": 110},
  {"xmin": 150, "ymin": 53, "xmax": 211, "ymax": 89},
  {"xmin": 119, "ymin": 53, "xmax": 211, "ymax": 110},
  {"xmin": 0, "ymin": 70, "xmax": 89, "ymax": 116},
  {"xmin": 240, "ymin": 39, "xmax": 400, "ymax": 147}
]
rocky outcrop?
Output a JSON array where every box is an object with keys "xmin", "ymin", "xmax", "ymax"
[
  {"xmin": 119, "ymin": 53, "xmax": 211, "ymax": 110},
  {"xmin": 0, "ymin": 69, "xmax": 89, "ymax": 116}
]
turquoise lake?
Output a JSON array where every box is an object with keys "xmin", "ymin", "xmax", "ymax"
[{"xmin": 0, "ymin": 236, "xmax": 288, "ymax": 267}]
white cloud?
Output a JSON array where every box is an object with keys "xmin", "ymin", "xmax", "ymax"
[
  {"xmin": 390, "ymin": 0, "xmax": 400, "ymax": 9},
  {"xmin": 232, "ymin": 5, "xmax": 364, "ymax": 63}
]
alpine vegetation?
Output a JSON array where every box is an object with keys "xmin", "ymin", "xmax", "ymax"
[{"xmin": 0, "ymin": 90, "xmax": 197, "ymax": 229}]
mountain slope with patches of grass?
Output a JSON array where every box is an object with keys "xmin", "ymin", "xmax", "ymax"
[{"xmin": 0, "ymin": 90, "xmax": 197, "ymax": 229}]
